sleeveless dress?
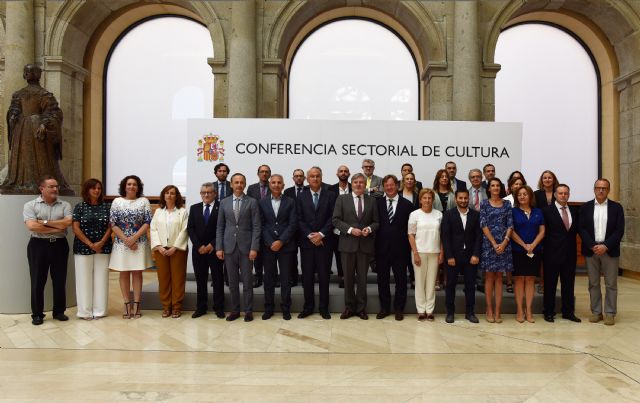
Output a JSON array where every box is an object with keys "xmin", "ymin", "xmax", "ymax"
[{"xmin": 479, "ymin": 199, "xmax": 514, "ymax": 273}]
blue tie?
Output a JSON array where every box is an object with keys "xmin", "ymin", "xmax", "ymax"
[
  {"xmin": 219, "ymin": 182, "xmax": 225, "ymax": 200},
  {"xmin": 204, "ymin": 204, "xmax": 211, "ymax": 224},
  {"xmin": 313, "ymin": 192, "xmax": 319, "ymax": 209}
]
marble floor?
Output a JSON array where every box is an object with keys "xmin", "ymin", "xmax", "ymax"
[{"xmin": 1, "ymin": 273, "xmax": 639, "ymax": 402}]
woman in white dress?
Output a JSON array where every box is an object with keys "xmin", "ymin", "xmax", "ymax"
[
  {"xmin": 109, "ymin": 175, "xmax": 153, "ymax": 319},
  {"xmin": 408, "ymin": 188, "xmax": 444, "ymax": 321}
]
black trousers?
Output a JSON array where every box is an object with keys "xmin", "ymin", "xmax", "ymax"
[
  {"xmin": 445, "ymin": 260, "xmax": 477, "ymax": 315},
  {"xmin": 263, "ymin": 248, "xmax": 293, "ymax": 313},
  {"xmin": 543, "ymin": 257, "xmax": 576, "ymax": 317},
  {"xmin": 192, "ymin": 251, "xmax": 224, "ymax": 313},
  {"xmin": 27, "ymin": 238, "xmax": 69, "ymax": 318},
  {"xmin": 342, "ymin": 251, "xmax": 370, "ymax": 313},
  {"xmin": 301, "ymin": 246, "xmax": 332, "ymax": 312},
  {"xmin": 376, "ymin": 252, "xmax": 407, "ymax": 312}
]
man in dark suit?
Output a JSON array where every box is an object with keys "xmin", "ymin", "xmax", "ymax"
[
  {"xmin": 259, "ymin": 174, "xmax": 297, "ymax": 320},
  {"xmin": 187, "ymin": 183, "xmax": 225, "ymax": 319},
  {"xmin": 216, "ymin": 173, "xmax": 261, "ymax": 322},
  {"xmin": 542, "ymin": 184, "xmax": 580, "ymax": 323},
  {"xmin": 214, "ymin": 163, "xmax": 232, "ymax": 202},
  {"xmin": 333, "ymin": 173, "xmax": 380, "ymax": 320},
  {"xmin": 328, "ymin": 165, "xmax": 351, "ymax": 288},
  {"xmin": 283, "ymin": 168, "xmax": 305, "ymax": 287},
  {"xmin": 375, "ymin": 175, "xmax": 412, "ymax": 321},
  {"xmin": 246, "ymin": 164, "xmax": 271, "ymax": 288},
  {"xmin": 441, "ymin": 189, "xmax": 482, "ymax": 323},
  {"xmin": 297, "ymin": 167, "xmax": 336, "ymax": 319},
  {"xmin": 445, "ymin": 161, "xmax": 467, "ymax": 193},
  {"xmin": 579, "ymin": 178, "xmax": 625, "ymax": 326}
]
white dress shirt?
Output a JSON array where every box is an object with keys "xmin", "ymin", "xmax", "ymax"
[
  {"xmin": 594, "ymin": 199, "xmax": 608, "ymax": 242},
  {"xmin": 270, "ymin": 195, "xmax": 282, "ymax": 216},
  {"xmin": 555, "ymin": 201, "xmax": 572, "ymax": 228}
]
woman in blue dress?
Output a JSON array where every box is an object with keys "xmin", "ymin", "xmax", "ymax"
[{"xmin": 480, "ymin": 177, "xmax": 513, "ymax": 323}]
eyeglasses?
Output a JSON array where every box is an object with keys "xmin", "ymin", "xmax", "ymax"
[{"xmin": 200, "ymin": 191, "xmax": 214, "ymax": 195}]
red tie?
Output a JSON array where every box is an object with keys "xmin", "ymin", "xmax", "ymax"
[{"xmin": 561, "ymin": 206, "xmax": 570, "ymax": 231}]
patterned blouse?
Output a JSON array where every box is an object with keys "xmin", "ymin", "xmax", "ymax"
[
  {"xmin": 109, "ymin": 197, "xmax": 152, "ymax": 248},
  {"xmin": 72, "ymin": 201, "xmax": 112, "ymax": 255}
]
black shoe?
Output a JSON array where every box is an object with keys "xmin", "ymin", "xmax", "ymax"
[
  {"xmin": 31, "ymin": 316, "xmax": 44, "ymax": 325},
  {"xmin": 376, "ymin": 311, "xmax": 390, "ymax": 320},
  {"xmin": 262, "ymin": 312, "xmax": 273, "ymax": 320},
  {"xmin": 275, "ymin": 281, "xmax": 281, "ymax": 288},
  {"xmin": 253, "ymin": 277, "xmax": 263, "ymax": 288},
  {"xmin": 544, "ymin": 315, "xmax": 555, "ymax": 323},
  {"xmin": 395, "ymin": 312, "xmax": 404, "ymax": 321},
  {"xmin": 465, "ymin": 314, "xmax": 479, "ymax": 323},
  {"xmin": 339, "ymin": 279, "xmax": 344, "ymax": 289},
  {"xmin": 53, "ymin": 313, "xmax": 69, "ymax": 321},
  {"xmin": 476, "ymin": 285, "xmax": 485, "ymax": 293},
  {"xmin": 244, "ymin": 313, "xmax": 254, "ymax": 322},
  {"xmin": 320, "ymin": 311, "xmax": 331, "ymax": 320},
  {"xmin": 191, "ymin": 310, "xmax": 206, "ymax": 318},
  {"xmin": 215, "ymin": 311, "xmax": 226, "ymax": 318},
  {"xmin": 358, "ymin": 311, "xmax": 369, "ymax": 320},
  {"xmin": 283, "ymin": 311, "xmax": 292, "ymax": 320},
  {"xmin": 562, "ymin": 314, "xmax": 582, "ymax": 323},
  {"xmin": 289, "ymin": 281, "xmax": 298, "ymax": 287},
  {"xmin": 297, "ymin": 310, "xmax": 313, "ymax": 319},
  {"xmin": 226, "ymin": 312, "xmax": 240, "ymax": 321},
  {"xmin": 340, "ymin": 309, "xmax": 353, "ymax": 320},
  {"xmin": 445, "ymin": 314, "xmax": 454, "ymax": 323}
]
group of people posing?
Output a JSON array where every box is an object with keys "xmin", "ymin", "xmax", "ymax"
[{"xmin": 23, "ymin": 159, "xmax": 624, "ymax": 326}]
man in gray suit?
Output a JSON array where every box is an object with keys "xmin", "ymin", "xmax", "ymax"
[
  {"xmin": 468, "ymin": 168, "xmax": 486, "ymax": 212},
  {"xmin": 216, "ymin": 173, "xmax": 261, "ymax": 322},
  {"xmin": 333, "ymin": 173, "xmax": 379, "ymax": 319},
  {"xmin": 362, "ymin": 158, "xmax": 383, "ymax": 198}
]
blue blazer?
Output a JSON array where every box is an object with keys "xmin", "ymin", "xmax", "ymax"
[
  {"xmin": 259, "ymin": 195, "xmax": 298, "ymax": 253},
  {"xmin": 579, "ymin": 199, "xmax": 625, "ymax": 257},
  {"xmin": 296, "ymin": 188, "xmax": 336, "ymax": 249}
]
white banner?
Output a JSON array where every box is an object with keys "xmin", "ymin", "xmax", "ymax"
[{"xmin": 186, "ymin": 119, "xmax": 522, "ymax": 204}]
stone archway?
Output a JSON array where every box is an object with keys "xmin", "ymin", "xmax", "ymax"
[
  {"xmin": 263, "ymin": 1, "xmax": 447, "ymax": 120},
  {"xmin": 45, "ymin": 0, "xmax": 225, "ymax": 183}
]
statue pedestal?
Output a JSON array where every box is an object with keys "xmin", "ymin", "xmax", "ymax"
[{"xmin": 0, "ymin": 194, "xmax": 79, "ymax": 314}]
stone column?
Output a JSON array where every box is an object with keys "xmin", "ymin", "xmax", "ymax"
[
  {"xmin": 3, "ymin": 0, "xmax": 35, "ymax": 150},
  {"xmin": 452, "ymin": 0, "xmax": 480, "ymax": 121},
  {"xmin": 228, "ymin": 0, "xmax": 257, "ymax": 118}
]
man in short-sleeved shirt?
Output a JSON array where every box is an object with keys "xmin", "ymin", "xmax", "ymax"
[{"xmin": 23, "ymin": 176, "xmax": 72, "ymax": 325}]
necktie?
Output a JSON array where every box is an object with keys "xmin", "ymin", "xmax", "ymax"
[
  {"xmin": 313, "ymin": 192, "xmax": 319, "ymax": 209},
  {"xmin": 357, "ymin": 196, "xmax": 363, "ymax": 219},
  {"xmin": 387, "ymin": 198, "xmax": 394, "ymax": 223},
  {"xmin": 561, "ymin": 206, "xmax": 570, "ymax": 230},
  {"xmin": 260, "ymin": 185, "xmax": 266, "ymax": 199},
  {"xmin": 297, "ymin": 187, "xmax": 302, "ymax": 198},
  {"xmin": 234, "ymin": 198, "xmax": 240, "ymax": 222},
  {"xmin": 204, "ymin": 204, "xmax": 211, "ymax": 224},
  {"xmin": 474, "ymin": 189, "xmax": 479, "ymax": 210},
  {"xmin": 219, "ymin": 182, "xmax": 225, "ymax": 200}
]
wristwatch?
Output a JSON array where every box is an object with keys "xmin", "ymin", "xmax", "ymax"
[{"xmin": 43, "ymin": 220, "xmax": 48, "ymax": 225}]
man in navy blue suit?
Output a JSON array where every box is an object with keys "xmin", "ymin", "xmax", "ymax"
[
  {"xmin": 297, "ymin": 167, "xmax": 336, "ymax": 319},
  {"xmin": 375, "ymin": 175, "xmax": 412, "ymax": 321},
  {"xmin": 441, "ymin": 189, "xmax": 482, "ymax": 323},
  {"xmin": 187, "ymin": 183, "xmax": 225, "ymax": 319},
  {"xmin": 259, "ymin": 174, "xmax": 297, "ymax": 320},
  {"xmin": 445, "ymin": 161, "xmax": 467, "ymax": 192},
  {"xmin": 579, "ymin": 178, "xmax": 625, "ymax": 326}
]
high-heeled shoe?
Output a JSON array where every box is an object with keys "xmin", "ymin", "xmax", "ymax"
[
  {"xmin": 132, "ymin": 301, "xmax": 142, "ymax": 319},
  {"xmin": 495, "ymin": 315, "xmax": 503, "ymax": 323},
  {"xmin": 526, "ymin": 315, "xmax": 535, "ymax": 323},
  {"xmin": 122, "ymin": 302, "xmax": 131, "ymax": 319},
  {"xmin": 486, "ymin": 314, "xmax": 495, "ymax": 323}
]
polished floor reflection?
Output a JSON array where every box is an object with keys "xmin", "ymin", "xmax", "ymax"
[{"xmin": 1, "ymin": 274, "xmax": 639, "ymax": 401}]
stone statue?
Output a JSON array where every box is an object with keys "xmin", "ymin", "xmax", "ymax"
[{"xmin": 0, "ymin": 64, "xmax": 73, "ymax": 195}]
